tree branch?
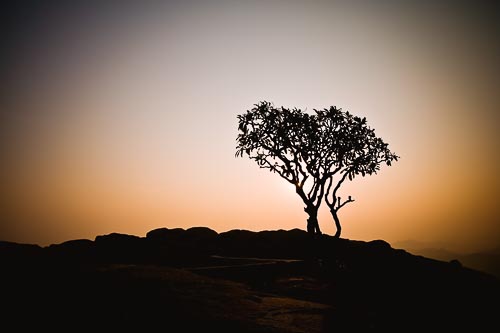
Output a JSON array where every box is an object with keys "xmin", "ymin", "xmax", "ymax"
[
  {"xmin": 313, "ymin": 175, "xmax": 328, "ymax": 209},
  {"xmin": 336, "ymin": 196, "xmax": 355, "ymax": 212},
  {"xmin": 332, "ymin": 169, "xmax": 351, "ymax": 199},
  {"xmin": 259, "ymin": 157, "xmax": 296, "ymax": 184},
  {"xmin": 325, "ymin": 177, "xmax": 334, "ymax": 207}
]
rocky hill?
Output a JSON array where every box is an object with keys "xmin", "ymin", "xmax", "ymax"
[{"xmin": 1, "ymin": 227, "xmax": 498, "ymax": 332}]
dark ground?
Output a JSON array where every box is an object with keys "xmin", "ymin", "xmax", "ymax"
[{"xmin": 1, "ymin": 227, "xmax": 499, "ymax": 332}]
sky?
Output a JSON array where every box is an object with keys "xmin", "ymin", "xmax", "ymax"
[{"xmin": 1, "ymin": 0, "xmax": 499, "ymax": 253}]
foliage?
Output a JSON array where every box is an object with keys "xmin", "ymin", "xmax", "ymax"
[{"xmin": 236, "ymin": 101, "xmax": 399, "ymax": 236}]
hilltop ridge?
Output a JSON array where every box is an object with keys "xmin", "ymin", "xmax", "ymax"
[{"xmin": 1, "ymin": 227, "xmax": 498, "ymax": 332}]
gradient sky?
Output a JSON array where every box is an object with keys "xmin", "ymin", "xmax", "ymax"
[{"xmin": 1, "ymin": 0, "xmax": 499, "ymax": 252}]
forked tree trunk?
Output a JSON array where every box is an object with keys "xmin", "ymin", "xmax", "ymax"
[
  {"xmin": 331, "ymin": 209, "xmax": 341, "ymax": 238},
  {"xmin": 297, "ymin": 186, "xmax": 322, "ymax": 236},
  {"xmin": 306, "ymin": 206, "xmax": 322, "ymax": 236}
]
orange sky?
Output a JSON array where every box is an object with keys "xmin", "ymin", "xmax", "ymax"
[{"xmin": 1, "ymin": 1, "xmax": 499, "ymax": 253}]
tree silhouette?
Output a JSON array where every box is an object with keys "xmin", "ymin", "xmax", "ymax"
[
  {"xmin": 236, "ymin": 101, "xmax": 398, "ymax": 238},
  {"xmin": 236, "ymin": 101, "xmax": 326, "ymax": 235},
  {"xmin": 315, "ymin": 107, "xmax": 399, "ymax": 238}
]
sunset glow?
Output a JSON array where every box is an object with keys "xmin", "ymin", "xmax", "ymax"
[{"xmin": 1, "ymin": 1, "xmax": 499, "ymax": 253}]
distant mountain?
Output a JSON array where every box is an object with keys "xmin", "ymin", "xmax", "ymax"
[
  {"xmin": 393, "ymin": 239, "xmax": 500, "ymax": 278},
  {"xmin": 1, "ymin": 228, "xmax": 499, "ymax": 332}
]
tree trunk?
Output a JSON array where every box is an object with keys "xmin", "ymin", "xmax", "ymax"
[
  {"xmin": 297, "ymin": 187, "xmax": 322, "ymax": 236},
  {"xmin": 306, "ymin": 207, "xmax": 322, "ymax": 236},
  {"xmin": 331, "ymin": 209, "xmax": 341, "ymax": 238}
]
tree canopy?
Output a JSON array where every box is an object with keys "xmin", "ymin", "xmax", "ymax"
[{"xmin": 236, "ymin": 101, "xmax": 398, "ymax": 237}]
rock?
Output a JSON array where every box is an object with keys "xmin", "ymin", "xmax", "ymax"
[
  {"xmin": 0, "ymin": 241, "xmax": 42, "ymax": 263},
  {"xmin": 94, "ymin": 233, "xmax": 145, "ymax": 263},
  {"xmin": 146, "ymin": 228, "xmax": 186, "ymax": 242},
  {"xmin": 46, "ymin": 239, "xmax": 96, "ymax": 262}
]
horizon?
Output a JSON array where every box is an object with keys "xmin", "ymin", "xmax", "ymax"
[
  {"xmin": 3, "ymin": 224, "xmax": 498, "ymax": 256},
  {"xmin": 1, "ymin": 1, "xmax": 499, "ymax": 254}
]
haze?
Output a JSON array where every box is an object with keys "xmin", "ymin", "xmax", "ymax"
[{"xmin": 1, "ymin": 0, "xmax": 499, "ymax": 253}]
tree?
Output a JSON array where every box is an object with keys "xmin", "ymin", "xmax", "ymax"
[
  {"xmin": 315, "ymin": 106, "xmax": 399, "ymax": 238},
  {"xmin": 235, "ymin": 101, "xmax": 326, "ymax": 235},
  {"xmin": 235, "ymin": 101, "xmax": 399, "ymax": 238}
]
